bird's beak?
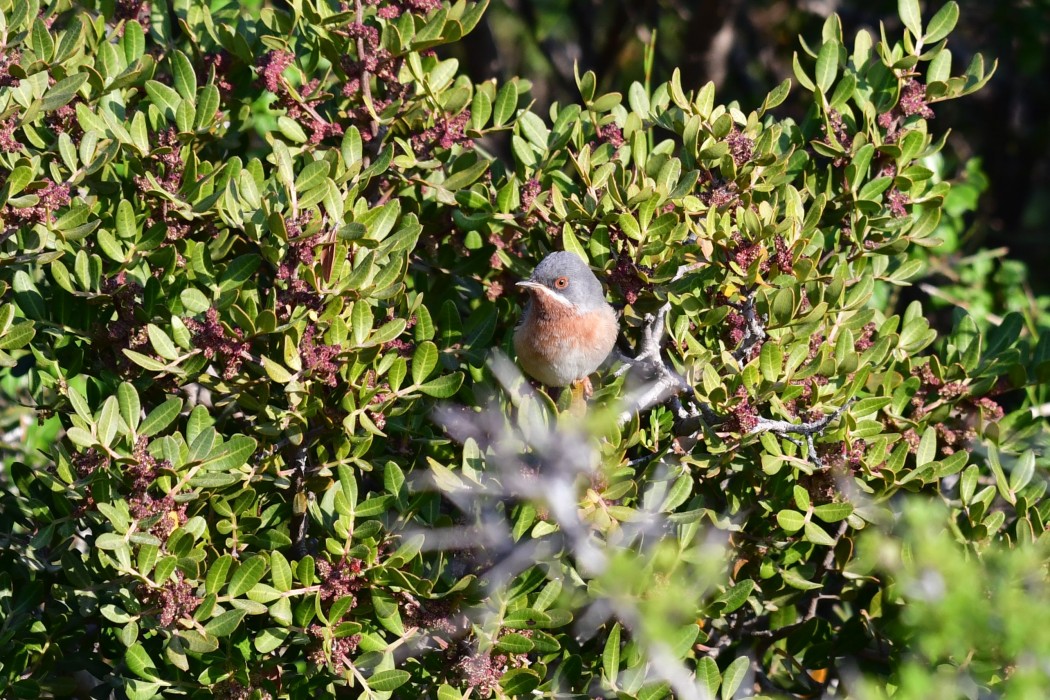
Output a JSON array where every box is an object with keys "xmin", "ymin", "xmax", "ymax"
[{"xmin": 516, "ymin": 280, "xmax": 542, "ymax": 292}]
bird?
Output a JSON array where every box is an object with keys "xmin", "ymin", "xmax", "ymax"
[{"xmin": 513, "ymin": 251, "xmax": 619, "ymax": 397}]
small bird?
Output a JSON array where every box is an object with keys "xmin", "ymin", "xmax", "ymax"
[{"xmin": 514, "ymin": 251, "xmax": 619, "ymax": 396}]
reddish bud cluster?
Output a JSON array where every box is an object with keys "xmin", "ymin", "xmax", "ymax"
[
  {"xmin": 886, "ymin": 188, "xmax": 910, "ymax": 218},
  {"xmin": 339, "ymin": 10, "xmax": 411, "ymax": 141},
  {"xmin": 98, "ymin": 272, "xmax": 149, "ymax": 373},
  {"xmin": 823, "ymin": 109, "xmax": 851, "ymax": 166},
  {"xmin": 201, "ymin": 51, "xmax": 234, "ymax": 98},
  {"xmin": 608, "ymin": 254, "xmax": 652, "ymax": 305},
  {"xmin": 878, "ymin": 79, "xmax": 934, "ymax": 142},
  {"xmin": 784, "ymin": 374, "xmax": 829, "ymax": 418},
  {"xmin": 276, "ymin": 215, "xmax": 323, "ymax": 281},
  {"xmin": 703, "ymin": 182, "xmax": 738, "ymax": 209},
  {"xmin": 214, "ymin": 679, "xmax": 272, "ymax": 700},
  {"xmin": 316, "ymin": 557, "xmax": 365, "ymax": 604},
  {"xmin": 72, "ymin": 448, "xmax": 110, "ymax": 478},
  {"xmin": 46, "ymin": 101, "xmax": 80, "ymax": 137},
  {"xmin": 132, "ymin": 127, "xmax": 184, "ymax": 192},
  {"xmin": 905, "ymin": 364, "xmax": 1005, "ymax": 454},
  {"xmin": 725, "ymin": 386, "xmax": 759, "ymax": 433},
  {"xmin": 185, "ymin": 308, "xmax": 250, "ymax": 380},
  {"xmin": 256, "ymin": 50, "xmax": 295, "ymax": 93},
  {"xmin": 593, "ymin": 122, "xmax": 624, "ymax": 149},
  {"xmin": 0, "ymin": 49, "xmax": 21, "ymax": 88},
  {"xmin": 127, "ymin": 436, "xmax": 185, "ymax": 539},
  {"xmin": 729, "ymin": 232, "xmax": 763, "ymax": 271},
  {"xmin": 854, "ymin": 322, "xmax": 877, "ymax": 352},
  {"xmin": 401, "ymin": 594, "xmax": 466, "ymax": 637},
  {"xmin": 899, "ymin": 79, "xmax": 935, "ymax": 119},
  {"xmin": 772, "ymin": 235, "xmax": 793, "ymax": 274},
  {"xmin": 6, "ymin": 178, "xmax": 71, "ymax": 226},
  {"xmin": 307, "ymin": 624, "xmax": 362, "ymax": 673},
  {"xmin": 726, "ymin": 128, "xmax": 754, "ymax": 166},
  {"xmin": 114, "ymin": 0, "xmax": 151, "ymax": 32},
  {"xmin": 0, "ymin": 115, "xmax": 20, "ymax": 153},
  {"xmin": 300, "ymin": 325, "xmax": 343, "ymax": 387},
  {"xmin": 520, "ymin": 178, "xmax": 541, "ymax": 211},
  {"xmin": 137, "ymin": 571, "xmax": 201, "ymax": 628},
  {"xmin": 457, "ymin": 643, "xmax": 530, "ymax": 699},
  {"xmin": 277, "ymin": 279, "xmax": 325, "ymax": 321},
  {"xmin": 411, "ymin": 110, "xmax": 473, "ymax": 158}
]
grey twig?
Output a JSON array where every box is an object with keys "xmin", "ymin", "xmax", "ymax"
[
  {"xmin": 729, "ymin": 293, "xmax": 766, "ymax": 364},
  {"xmin": 748, "ymin": 400, "xmax": 854, "ymax": 468},
  {"xmin": 615, "ymin": 304, "xmax": 690, "ymax": 425}
]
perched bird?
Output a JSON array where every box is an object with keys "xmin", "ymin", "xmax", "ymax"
[{"xmin": 514, "ymin": 251, "xmax": 619, "ymax": 396}]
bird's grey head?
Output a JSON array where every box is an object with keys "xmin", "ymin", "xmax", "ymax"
[{"xmin": 517, "ymin": 251, "xmax": 607, "ymax": 311}]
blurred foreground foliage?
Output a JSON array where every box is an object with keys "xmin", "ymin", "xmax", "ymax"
[{"xmin": 0, "ymin": 0, "xmax": 1046, "ymax": 698}]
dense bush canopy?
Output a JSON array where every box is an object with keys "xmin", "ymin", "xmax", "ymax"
[{"xmin": 0, "ymin": 0, "xmax": 1046, "ymax": 699}]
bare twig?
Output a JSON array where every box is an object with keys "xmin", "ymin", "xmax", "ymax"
[
  {"xmin": 748, "ymin": 400, "xmax": 854, "ymax": 468},
  {"xmin": 615, "ymin": 304, "xmax": 690, "ymax": 424},
  {"xmin": 728, "ymin": 293, "xmax": 766, "ymax": 364}
]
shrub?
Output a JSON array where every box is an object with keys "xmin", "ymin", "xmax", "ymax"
[{"xmin": 0, "ymin": 0, "xmax": 1046, "ymax": 698}]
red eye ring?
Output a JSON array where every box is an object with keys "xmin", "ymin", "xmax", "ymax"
[{"xmin": 554, "ymin": 276, "xmax": 569, "ymax": 289}]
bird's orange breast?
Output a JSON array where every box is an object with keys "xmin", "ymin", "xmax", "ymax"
[{"xmin": 514, "ymin": 294, "xmax": 618, "ymax": 387}]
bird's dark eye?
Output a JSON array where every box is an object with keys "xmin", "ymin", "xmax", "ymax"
[{"xmin": 553, "ymin": 276, "xmax": 569, "ymax": 289}]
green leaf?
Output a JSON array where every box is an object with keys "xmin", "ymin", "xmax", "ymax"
[
  {"xmin": 228, "ymin": 555, "xmax": 268, "ymax": 598},
  {"xmin": 493, "ymin": 81, "xmax": 518, "ymax": 127},
  {"xmin": 277, "ymin": 115, "xmax": 308, "ymax": 143},
  {"xmin": 368, "ymin": 670, "xmax": 411, "ymax": 692},
  {"xmin": 716, "ymin": 579, "xmax": 755, "ymax": 614},
  {"xmin": 171, "ymin": 50, "xmax": 197, "ymax": 101},
  {"xmin": 759, "ymin": 341, "xmax": 783, "ymax": 382},
  {"xmin": 181, "ymin": 288, "xmax": 210, "ymax": 314},
  {"xmin": 218, "ymin": 255, "xmax": 261, "ymax": 293},
  {"xmin": 125, "ymin": 643, "xmax": 158, "ymax": 681},
  {"xmin": 924, "ymin": 1, "xmax": 959, "ymax": 43},
  {"xmin": 140, "ymin": 398, "xmax": 183, "ymax": 437},
  {"xmin": 200, "ymin": 435, "xmax": 256, "ymax": 471},
  {"xmin": 204, "ymin": 608, "xmax": 246, "ymax": 637},
  {"xmin": 417, "ymin": 372, "xmax": 463, "ymax": 398},
  {"xmin": 0, "ymin": 320, "xmax": 36, "ymax": 350},
  {"xmin": 262, "ymin": 356, "xmax": 294, "ymax": 383},
  {"xmin": 804, "ymin": 521, "xmax": 837, "ymax": 546},
  {"xmin": 777, "ymin": 509, "xmax": 805, "ymax": 533},
  {"xmin": 147, "ymin": 324, "xmax": 180, "ymax": 361},
  {"xmin": 294, "ymin": 159, "xmax": 330, "ymax": 194},
  {"xmin": 698, "ymin": 657, "xmax": 721, "ymax": 698},
  {"xmin": 206, "ymin": 555, "xmax": 234, "ymax": 595},
  {"xmin": 496, "ymin": 633, "xmax": 536, "ymax": 654},
  {"xmin": 117, "ymin": 382, "xmax": 140, "ymax": 432},
  {"xmin": 898, "ymin": 0, "xmax": 923, "ymax": 38},
  {"xmin": 13, "ymin": 270, "xmax": 46, "ymax": 321},
  {"xmin": 42, "ymin": 73, "xmax": 88, "ymax": 112},
  {"xmin": 722, "ymin": 656, "xmax": 750, "ymax": 700},
  {"xmin": 916, "ymin": 426, "xmax": 936, "ymax": 466},
  {"xmin": 412, "ymin": 341, "xmax": 439, "ymax": 385},
  {"xmin": 270, "ymin": 551, "xmax": 292, "ymax": 592},
  {"xmin": 145, "ymin": 80, "xmax": 181, "ymax": 120},
  {"xmin": 813, "ymin": 502, "xmax": 853, "ymax": 522},
  {"xmin": 602, "ymin": 622, "xmax": 620, "ymax": 683},
  {"xmin": 815, "ymin": 41, "xmax": 839, "ymax": 94},
  {"xmin": 97, "ymin": 396, "xmax": 120, "ymax": 448},
  {"xmin": 95, "ymin": 533, "xmax": 128, "ymax": 550},
  {"xmin": 1010, "ymin": 450, "xmax": 1036, "ymax": 493},
  {"xmin": 500, "ymin": 669, "xmax": 540, "ymax": 695}
]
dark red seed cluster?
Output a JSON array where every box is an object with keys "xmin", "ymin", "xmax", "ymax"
[
  {"xmin": 411, "ymin": 110, "xmax": 473, "ymax": 158},
  {"xmin": 300, "ymin": 325, "xmax": 343, "ymax": 387},
  {"xmin": 185, "ymin": 308, "xmax": 250, "ymax": 380},
  {"xmin": 137, "ymin": 571, "xmax": 201, "ymax": 628},
  {"xmin": 726, "ymin": 128, "xmax": 754, "ymax": 166}
]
